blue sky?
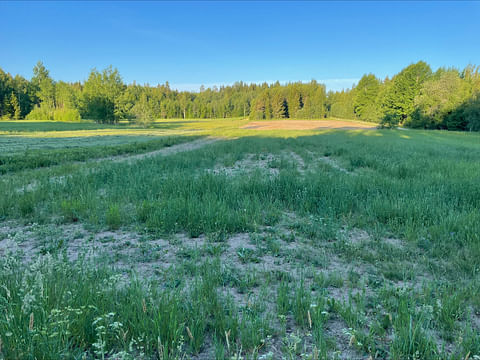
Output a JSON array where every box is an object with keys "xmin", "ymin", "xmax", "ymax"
[{"xmin": 1, "ymin": 1, "xmax": 479, "ymax": 92}]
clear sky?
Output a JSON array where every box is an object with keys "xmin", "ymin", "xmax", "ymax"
[{"xmin": 1, "ymin": 1, "xmax": 479, "ymax": 92}]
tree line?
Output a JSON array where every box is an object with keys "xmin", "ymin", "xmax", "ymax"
[
  {"xmin": 329, "ymin": 62, "xmax": 480, "ymax": 131},
  {"xmin": 1, "ymin": 61, "xmax": 479, "ymax": 131}
]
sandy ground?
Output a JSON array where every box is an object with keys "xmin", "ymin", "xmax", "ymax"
[{"xmin": 242, "ymin": 120, "xmax": 377, "ymax": 130}]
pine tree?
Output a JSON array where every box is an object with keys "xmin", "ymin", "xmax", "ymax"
[
  {"xmin": 271, "ymin": 92, "xmax": 288, "ymax": 119},
  {"xmin": 250, "ymin": 94, "xmax": 266, "ymax": 120},
  {"xmin": 3, "ymin": 96, "xmax": 12, "ymax": 118}
]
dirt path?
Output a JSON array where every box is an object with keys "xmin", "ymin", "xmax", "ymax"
[
  {"xmin": 108, "ymin": 137, "xmax": 220, "ymax": 163},
  {"xmin": 13, "ymin": 137, "xmax": 221, "ymax": 193}
]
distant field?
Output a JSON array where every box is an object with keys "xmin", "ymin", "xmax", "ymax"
[
  {"xmin": 0, "ymin": 119, "xmax": 479, "ymax": 359},
  {"xmin": 0, "ymin": 117, "xmax": 375, "ymax": 141},
  {"xmin": 242, "ymin": 119, "xmax": 377, "ymax": 130}
]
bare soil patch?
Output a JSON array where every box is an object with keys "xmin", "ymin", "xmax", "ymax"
[
  {"xmin": 326, "ymin": 318, "xmax": 364, "ymax": 359},
  {"xmin": 211, "ymin": 151, "xmax": 308, "ymax": 178},
  {"xmin": 0, "ymin": 214, "xmax": 455, "ymax": 357},
  {"xmin": 242, "ymin": 120, "xmax": 377, "ymax": 131},
  {"xmin": 210, "ymin": 153, "xmax": 279, "ymax": 177}
]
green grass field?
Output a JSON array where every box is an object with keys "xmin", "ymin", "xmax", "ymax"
[
  {"xmin": 0, "ymin": 119, "xmax": 479, "ymax": 359},
  {"xmin": 0, "ymin": 120, "xmax": 120, "ymax": 133}
]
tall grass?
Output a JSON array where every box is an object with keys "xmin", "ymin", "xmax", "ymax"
[{"xmin": 3, "ymin": 131, "xmax": 479, "ymax": 272}]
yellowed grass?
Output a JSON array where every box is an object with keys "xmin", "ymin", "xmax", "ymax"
[
  {"xmin": 0, "ymin": 118, "xmax": 380, "ymax": 139},
  {"xmin": 242, "ymin": 119, "xmax": 377, "ymax": 130}
]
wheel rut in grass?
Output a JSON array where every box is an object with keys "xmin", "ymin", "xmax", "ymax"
[
  {"xmin": 107, "ymin": 137, "xmax": 221, "ymax": 163},
  {"xmin": 14, "ymin": 137, "xmax": 222, "ymax": 193}
]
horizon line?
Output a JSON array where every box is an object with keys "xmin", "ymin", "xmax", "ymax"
[{"xmin": 166, "ymin": 78, "xmax": 360, "ymax": 93}]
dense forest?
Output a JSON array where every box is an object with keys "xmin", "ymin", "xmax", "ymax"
[{"xmin": 1, "ymin": 61, "xmax": 479, "ymax": 131}]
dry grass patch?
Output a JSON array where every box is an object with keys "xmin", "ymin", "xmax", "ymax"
[{"xmin": 242, "ymin": 120, "xmax": 377, "ymax": 131}]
